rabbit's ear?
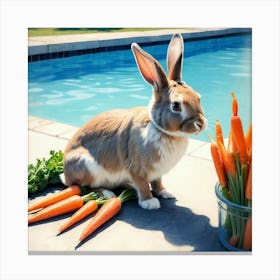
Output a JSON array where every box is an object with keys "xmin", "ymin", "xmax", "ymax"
[
  {"xmin": 167, "ymin": 33, "xmax": 184, "ymax": 82},
  {"xmin": 131, "ymin": 43, "xmax": 168, "ymax": 92}
]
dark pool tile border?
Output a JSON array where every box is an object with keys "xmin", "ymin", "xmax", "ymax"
[
  {"xmin": 28, "ymin": 28, "xmax": 252, "ymax": 62},
  {"xmin": 28, "ymin": 40, "xmax": 171, "ymax": 62}
]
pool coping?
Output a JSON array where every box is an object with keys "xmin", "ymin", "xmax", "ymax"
[{"xmin": 28, "ymin": 27, "xmax": 252, "ymax": 61}]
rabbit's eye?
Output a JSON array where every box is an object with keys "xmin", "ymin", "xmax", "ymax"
[{"xmin": 172, "ymin": 101, "xmax": 181, "ymax": 112}]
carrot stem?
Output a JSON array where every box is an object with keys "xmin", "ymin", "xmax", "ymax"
[
  {"xmin": 118, "ymin": 189, "xmax": 137, "ymax": 203},
  {"xmin": 239, "ymin": 165, "xmax": 245, "ymax": 206},
  {"xmin": 227, "ymin": 151, "xmax": 236, "ymax": 179},
  {"xmin": 82, "ymin": 192, "xmax": 99, "ymax": 203}
]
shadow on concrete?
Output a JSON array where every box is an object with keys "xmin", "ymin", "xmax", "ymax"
[
  {"xmin": 117, "ymin": 198, "xmax": 225, "ymax": 252},
  {"xmin": 28, "ymin": 186, "xmax": 225, "ymax": 252}
]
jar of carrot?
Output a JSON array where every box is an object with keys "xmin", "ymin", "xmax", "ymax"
[{"xmin": 215, "ymin": 183, "xmax": 252, "ymax": 251}]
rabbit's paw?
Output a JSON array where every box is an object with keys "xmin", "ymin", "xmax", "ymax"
[
  {"xmin": 139, "ymin": 197, "xmax": 161, "ymax": 210},
  {"xmin": 157, "ymin": 189, "xmax": 175, "ymax": 199}
]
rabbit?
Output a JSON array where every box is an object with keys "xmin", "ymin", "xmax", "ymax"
[{"xmin": 62, "ymin": 33, "xmax": 207, "ymax": 210}]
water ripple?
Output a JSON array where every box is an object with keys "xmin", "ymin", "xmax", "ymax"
[{"xmin": 29, "ymin": 87, "xmax": 43, "ymax": 92}]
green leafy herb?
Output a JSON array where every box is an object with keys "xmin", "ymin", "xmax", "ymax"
[{"xmin": 28, "ymin": 150, "xmax": 64, "ymax": 195}]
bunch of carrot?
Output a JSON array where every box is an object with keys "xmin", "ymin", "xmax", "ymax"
[
  {"xmin": 28, "ymin": 186, "xmax": 100, "ymax": 224},
  {"xmin": 28, "ymin": 185, "xmax": 137, "ymax": 243},
  {"xmin": 209, "ymin": 92, "xmax": 252, "ymax": 250}
]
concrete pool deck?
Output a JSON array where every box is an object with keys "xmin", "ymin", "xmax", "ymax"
[{"xmin": 28, "ymin": 28, "xmax": 251, "ymax": 253}]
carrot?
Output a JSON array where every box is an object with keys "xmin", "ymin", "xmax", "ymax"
[
  {"xmin": 229, "ymin": 235, "xmax": 238, "ymax": 247},
  {"xmin": 248, "ymin": 146, "xmax": 252, "ymax": 164},
  {"xmin": 59, "ymin": 196, "xmax": 107, "ymax": 233},
  {"xmin": 231, "ymin": 116, "xmax": 248, "ymax": 165},
  {"xmin": 215, "ymin": 120, "xmax": 224, "ymax": 146},
  {"xmin": 228, "ymin": 128, "xmax": 238, "ymax": 154},
  {"xmin": 28, "ymin": 185, "xmax": 81, "ymax": 212},
  {"xmin": 209, "ymin": 135, "xmax": 227, "ymax": 188},
  {"xmin": 215, "ymin": 121, "xmax": 228, "ymax": 169},
  {"xmin": 79, "ymin": 189, "xmax": 137, "ymax": 242},
  {"xmin": 214, "ymin": 120, "xmax": 232, "ymax": 176},
  {"xmin": 28, "ymin": 192, "xmax": 98, "ymax": 224},
  {"xmin": 227, "ymin": 129, "xmax": 232, "ymax": 151},
  {"xmin": 245, "ymin": 123, "xmax": 252, "ymax": 151},
  {"xmin": 231, "ymin": 92, "xmax": 238, "ymax": 116},
  {"xmin": 245, "ymin": 163, "xmax": 252, "ymax": 200},
  {"xmin": 243, "ymin": 214, "xmax": 252, "ymax": 250},
  {"xmin": 230, "ymin": 93, "xmax": 248, "ymax": 165},
  {"xmin": 216, "ymin": 136, "xmax": 231, "ymax": 175}
]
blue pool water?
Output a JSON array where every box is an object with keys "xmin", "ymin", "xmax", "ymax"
[{"xmin": 28, "ymin": 33, "xmax": 252, "ymax": 142}]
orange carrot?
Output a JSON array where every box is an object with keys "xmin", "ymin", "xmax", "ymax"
[
  {"xmin": 215, "ymin": 120, "xmax": 224, "ymax": 146},
  {"xmin": 231, "ymin": 116, "xmax": 248, "ymax": 165},
  {"xmin": 79, "ymin": 189, "xmax": 136, "ymax": 242},
  {"xmin": 209, "ymin": 135, "xmax": 227, "ymax": 188},
  {"xmin": 243, "ymin": 214, "xmax": 252, "ymax": 250},
  {"xmin": 215, "ymin": 135, "xmax": 230, "ymax": 175},
  {"xmin": 28, "ymin": 185, "xmax": 81, "ymax": 212},
  {"xmin": 28, "ymin": 192, "xmax": 98, "ymax": 224},
  {"xmin": 214, "ymin": 120, "xmax": 233, "ymax": 178},
  {"xmin": 229, "ymin": 235, "xmax": 238, "ymax": 247},
  {"xmin": 79, "ymin": 198, "xmax": 121, "ymax": 241},
  {"xmin": 245, "ymin": 163, "xmax": 252, "ymax": 200},
  {"xmin": 215, "ymin": 120, "xmax": 229, "ymax": 168},
  {"xmin": 245, "ymin": 123, "xmax": 252, "ymax": 151},
  {"xmin": 227, "ymin": 129, "xmax": 232, "ymax": 151},
  {"xmin": 231, "ymin": 92, "xmax": 238, "ymax": 116},
  {"xmin": 230, "ymin": 93, "xmax": 248, "ymax": 165},
  {"xmin": 218, "ymin": 143, "xmax": 230, "ymax": 173},
  {"xmin": 248, "ymin": 146, "xmax": 252, "ymax": 164},
  {"xmin": 29, "ymin": 195, "xmax": 83, "ymax": 224},
  {"xmin": 228, "ymin": 127, "xmax": 238, "ymax": 154},
  {"xmin": 59, "ymin": 196, "xmax": 107, "ymax": 233}
]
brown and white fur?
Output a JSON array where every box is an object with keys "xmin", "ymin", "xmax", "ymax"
[{"xmin": 63, "ymin": 33, "xmax": 207, "ymax": 210}]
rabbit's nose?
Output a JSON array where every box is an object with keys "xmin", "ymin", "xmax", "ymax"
[{"xmin": 194, "ymin": 116, "xmax": 207, "ymax": 132}]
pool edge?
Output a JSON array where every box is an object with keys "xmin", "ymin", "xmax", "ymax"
[{"xmin": 28, "ymin": 28, "xmax": 252, "ymax": 61}]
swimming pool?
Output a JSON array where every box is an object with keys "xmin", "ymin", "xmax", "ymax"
[{"xmin": 28, "ymin": 32, "xmax": 252, "ymax": 142}]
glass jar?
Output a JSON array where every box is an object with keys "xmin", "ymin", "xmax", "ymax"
[{"xmin": 215, "ymin": 183, "xmax": 252, "ymax": 251}]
